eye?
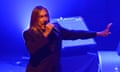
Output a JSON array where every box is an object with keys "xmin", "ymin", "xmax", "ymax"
[{"xmin": 38, "ymin": 14, "xmax": 48, "ymax": 18}]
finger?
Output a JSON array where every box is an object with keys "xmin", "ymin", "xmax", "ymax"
[
  {"xmin": 106, "ymin": 23, "xmax": 112, "ymax": 29},
  {"xmin": 105, "ymin": 23, "xmax": 112, "ymax": 32}
]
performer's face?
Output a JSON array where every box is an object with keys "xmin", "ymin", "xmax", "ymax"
[{"xmin": 37, "ymin": 9, "xmax": 49, "ymax": 26}]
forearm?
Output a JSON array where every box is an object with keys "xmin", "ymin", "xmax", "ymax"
[
  {"xmin": 61, "ymin": 29, "xmax": 96, "ymax": 40},
  {"xmin": 76, "ymin": 30, "xmax": 96, "ymax": 39}
]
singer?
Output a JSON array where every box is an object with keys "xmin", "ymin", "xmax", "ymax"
[{"xmin": 23, "ymin": 5, "xmax": 112, "ymax": 72}]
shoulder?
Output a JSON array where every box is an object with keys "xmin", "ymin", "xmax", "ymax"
[
  {"xmin": 23, "ymin": 29, "xmax": 30, "ymax": 34},
  {"xmin": 53, "ymin": 22, "xmax": 59, "ymax": 26},
  {"xmin": 52, "ymin": 22, "xmax": 63, "ymax": 29},
  {"xmin": 23, "ymin": 29, "xmax": 34, "ymax": 37},
  {"xmin": 23, "ymin": 28, "xmax": 43, "ymax": 38}
]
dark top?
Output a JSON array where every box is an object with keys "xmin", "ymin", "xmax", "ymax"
[{"xmin": 23, "ymin": 23, "xmax": 96, "ymax": 72}]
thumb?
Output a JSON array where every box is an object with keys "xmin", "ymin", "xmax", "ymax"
[
  {"xmin": 106, "ymin": 23, "xmax": 112, "ymax": 29},
  {"xmin": 105, "ymin": 23, "xmax": 112, "ymax": 31}
]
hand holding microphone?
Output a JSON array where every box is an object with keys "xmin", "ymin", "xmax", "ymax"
[
  {"xmin": 43, "ymin": 22, "xmax": 55, "ymax": 37},
  {"xmin": 46, "ymin": 23, "xmax": 54, "ymax": 30}
]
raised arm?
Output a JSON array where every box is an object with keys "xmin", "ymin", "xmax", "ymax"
[
  {"xmin": 59, "ymin": 22, "xmax": 112, "ymax": 40},
  {"xmin": 58, "ymin": 25, "xmax": 96, "ymax": 40}
]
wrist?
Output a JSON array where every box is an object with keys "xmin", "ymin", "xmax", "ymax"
[{"xmin": 96, "ymin": 32, "xmax": 101, "ymax": 36}]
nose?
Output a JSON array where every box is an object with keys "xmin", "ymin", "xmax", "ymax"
[{"xmin": 43, "ymin": 17, "xmax": 48, "ymax": 23}]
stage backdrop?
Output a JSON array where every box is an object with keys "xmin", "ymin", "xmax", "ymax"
[{"xmin": 0, "ymin": 0, "xmax": 119, "ymax": 57}]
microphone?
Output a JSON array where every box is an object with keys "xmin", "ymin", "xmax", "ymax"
[
  {"xmin": 44, "ymin": 21, "xmax": 59, "ymax": 33},
  {"xmin": 53, "ymin": 27, "xmax": 59, "ymax": 33}
]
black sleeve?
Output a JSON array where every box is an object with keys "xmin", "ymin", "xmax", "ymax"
[
  {"xmin": 23, "ymin": 30, "xmax": 48, "ymax": 54},
  {"xmin": 59, "ymin": 26, "xmax": 96, "ymax": 40}
]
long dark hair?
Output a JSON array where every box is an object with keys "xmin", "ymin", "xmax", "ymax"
[{"xmin": 29, "ymin": 6, "xmax": 50, "ymax": 32}]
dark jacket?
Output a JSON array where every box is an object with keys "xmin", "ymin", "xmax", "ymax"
[{"xmin": 23, "ymin": 23, "xmax": 96, "ymax": 72}]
